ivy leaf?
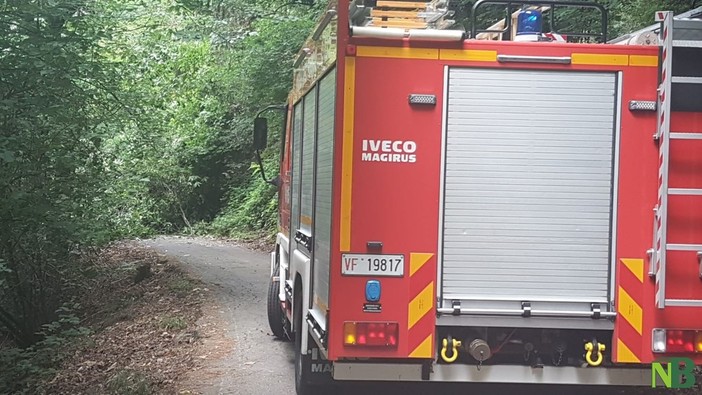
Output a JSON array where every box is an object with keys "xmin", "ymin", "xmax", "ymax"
[{"xmin": 0, "ymin": 151, "xmax": 15, "ymax": 163}]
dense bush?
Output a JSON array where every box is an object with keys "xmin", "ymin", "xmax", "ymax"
[
  {"xmin": 0, "ymin": 0, "xmax": 313, "ymax": 390},
  {"xmin": 0, "ymin": 0, "xmax": 119, "ymax": 347},
  {"xmin": 0, "ymin": 307, "xmax": 89, "ymax": 394}
]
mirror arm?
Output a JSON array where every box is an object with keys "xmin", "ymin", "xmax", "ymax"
[
  {"xmin": 255, "ymin": 150, "xmax": 280, "ymax": 187},
  {"xmin": 253, "ymin": 103, "xmax": 286, "ymax": 187},
  {"xmin": 256, "ymin": 104, "xmax": 287, "ymax": 118}
]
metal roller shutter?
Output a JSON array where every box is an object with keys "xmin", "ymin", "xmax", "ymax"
[
  {"xmin": 441, "ymin": 68, "xmax": 617, "ymax": 310},
  {"xmin": 291, "ymin": 103, "xmax": 303, "ymax": 237},
  {"xmin": 300, "ymin": 89, "xmax": 317, "ymax": 236},
  {"xmin": 313, "ymin": 68, "xmax": 336, "ymax": 318}
]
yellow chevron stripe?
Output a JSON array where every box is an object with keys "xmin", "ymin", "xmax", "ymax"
[
  {"xmin": 409, "ymin": 333, "xmax": 433, "ymax": 358},
  {"xmin": 410, "ymin": 253, "xmax": 433, "ymax": 277},
  {"xmin": 408, "ymin": 282, "xmax": 433, "ymax": 329},
  {"xmin": 621, "ymin": 258, "xmax": 644, "ymax": 283},
  {"xmin": 616, "ymin": 339, "xmax": 641, "ymax": 363},
  {"xmin": 618, "ymin": 286, "xmax": 643, "ymax": 335}
]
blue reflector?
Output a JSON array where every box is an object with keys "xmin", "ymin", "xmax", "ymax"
[{"xmin": 366, "ymin": 280, "xmax": 381, "ymax": 302}]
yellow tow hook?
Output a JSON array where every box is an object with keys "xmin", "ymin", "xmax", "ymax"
[
  {"xmin": 441, "ymin": 336, "xmax": 462, "ymax": 363},
  {"xmin": 584, "ymin": 340, "xmax": 606, "ymax": 367}
]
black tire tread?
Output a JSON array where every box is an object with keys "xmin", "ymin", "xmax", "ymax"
[
  {"xmin": 267, "ymin": 270, "xmax": 287, "ymax": 339},
  {"xmin": 294, "ymin": 283, "xmax": 334, "ymax": 395},
  {"xmin": 294, "ymin": 287, "xmax": 315, "ymax": 395}
]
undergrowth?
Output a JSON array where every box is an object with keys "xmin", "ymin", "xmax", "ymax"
[
  {"xmin": 208, "ymin": 169, "xmax": 279, "ymax": 239},
  {"xmin": 0, "ymin": 308, "xmax": 90, "ymax": 395},
  {"xmin": 106, "ymin": 369, "xmax": 151, "ymax": 395}
]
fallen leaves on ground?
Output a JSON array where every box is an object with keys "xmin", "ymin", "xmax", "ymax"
[{"xmin": 45, "ymin": 241, "xmax": 209, "ymax": 394}]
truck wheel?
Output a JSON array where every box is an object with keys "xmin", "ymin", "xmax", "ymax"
[
  {"xmin": 267, "ymin": 266, "xmax": 288, "ymax": 340},
  {"xmin": 294, "ymin": 288, "xmax": 315, "ymax": 395},
  {"xmin": 293, "ymin": 285, "xmax": 335, "ymax": 395}
]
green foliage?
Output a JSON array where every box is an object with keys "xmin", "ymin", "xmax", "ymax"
[
  {"xmin": 0, "ymin": 0, "xmax": 120, "ymax": 348},
  {"xmin": 167, "ymin": 277, "xmax": 196, "ymax": 297},
  {"xmin": 105, "ymin": 369, "xmax": 152, "ymax": 395},
  {"xmin": 158, "ymin": 315, "xmax": 188, "ymax": 331},
  {"xmin": 183, "ymin": 6, "xmax": 315, "ymax": 237},
  {"xmin": 610, "ymin": 0, "xmax": 698, "ymax": 36},
  {"xmin": 0, "ymin": 0, "xmax": 314, "ymax": 390},
  {"xmin": 0, "ymin": 307, "xmax": 89, "ymax": 394},
  {"xmin": 210, "ymin": 153, "xmax": 280, "ymax": 236},
  {"xmin": 95, "ymin": 0, "xmax": 316, "ymax": 236}
]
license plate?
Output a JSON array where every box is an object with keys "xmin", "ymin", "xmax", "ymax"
[{"xmin": 341, "ymin": 254, "xmax": 404, "ymax": 277}]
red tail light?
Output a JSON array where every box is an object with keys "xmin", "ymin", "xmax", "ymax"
[
  {"xmin": 343, "ymin": 321, "xmax": 398, "ymax": 347},
  {"xmin": 666, "ymin": 330, "xmax": 695, "ymax": 353},
  {"xmin": 653, "ymin": 328, "xmax": 702, "ymax": 353}
]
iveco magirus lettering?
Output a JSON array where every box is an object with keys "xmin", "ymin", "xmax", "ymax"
[{"xmin": 361, "ymin": 139, "xmax": 417, "ymax": 163}]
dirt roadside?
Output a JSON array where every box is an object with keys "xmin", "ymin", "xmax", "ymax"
[
  {"xmin": 46, "ymin": 241, "xmax": 209, "ymax": 394},
  {"xmin": 41, "ymin": 236, "xmax": 292, "ymax": 395}
]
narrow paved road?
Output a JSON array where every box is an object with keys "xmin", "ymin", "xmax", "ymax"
[
  {"xmin": 143, "ymin": 236, "xmax": 295, "ymax": 395},
  {"xmin": 143, "ymin": 237, "xmax": 647, "ymax": 395}
]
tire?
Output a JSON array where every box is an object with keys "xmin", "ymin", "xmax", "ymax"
[
  {"xmin": 293, "ymin": 284, "xmax": 335, "ymax": 395},
  {"xmin": 267, "ymin": 266, "xmax": 287, "ymax": 340},
  {"xmin": 267, "ymin": 259, "xmax": 290, "ymax": 340},
  {"xmin": 294, "ymin": 287, "xmax": 315, "ymax": 395}
]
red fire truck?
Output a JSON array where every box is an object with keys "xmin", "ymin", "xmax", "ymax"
[{"xmin": 253, "ymin": 1, "xmax": 702, "ymax": 393}]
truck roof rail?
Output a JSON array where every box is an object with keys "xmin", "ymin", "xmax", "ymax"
[{"xmin": 471, "ymin": 0, "xmax": 608, "ymax": 42}]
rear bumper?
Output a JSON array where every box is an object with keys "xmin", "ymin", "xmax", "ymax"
[{"xmin": 332, "ymin": 363, "xmax": 650, "ymax": 386}]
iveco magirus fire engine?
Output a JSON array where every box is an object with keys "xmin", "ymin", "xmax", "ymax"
[{"xmin": 251, "ymin": 1, "xmax": 702, "ymax": 393}]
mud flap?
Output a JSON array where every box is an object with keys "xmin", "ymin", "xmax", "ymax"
[
  {"xmin": 296, "ymin": 334, "xmax": 334, "ymax": 395},
  {"xmin": 302, "ymin": 336, "xmax": 334, "ymax": 385}
]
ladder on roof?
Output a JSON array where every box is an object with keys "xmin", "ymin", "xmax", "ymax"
[
  {"xmin": 349, "ymin": 0, "xmax": 454, "ymax": 30},
  {"xmin": 650, "ymin": 10, "xmax": 702, "ymax": 309},
  {"xmin": 371, "ymin": 1, "xmax": 430, "ymax": 29}
]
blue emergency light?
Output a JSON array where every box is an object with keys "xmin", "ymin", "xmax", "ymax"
[
  {"xmin": 365, "ymin": 280, "xmax": 381, "ymax": 302},
  {"xmin": 516, "ymin": 9, "xmax": 543, "ymax": 41}
]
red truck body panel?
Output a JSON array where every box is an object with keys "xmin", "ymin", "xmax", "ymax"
[{"xmin": 279, "ymin": 3, "xmax": 702, "ymax": 369}]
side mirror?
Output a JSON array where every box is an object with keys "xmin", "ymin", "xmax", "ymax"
[{"xmin": 253, "ymin": 117, "xmax": 268, "ymax": 151}]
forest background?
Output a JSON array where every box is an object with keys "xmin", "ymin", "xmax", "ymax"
[{"xmin": 0, "ymin": 0, "xmax": 699, "ymax": 392}]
